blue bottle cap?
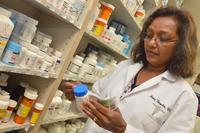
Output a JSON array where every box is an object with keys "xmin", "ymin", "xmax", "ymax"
[
  {"xmin": 122, "ymin": 34, "xmax": 130, "ymax": 42},
  {"xmin": 73, "ymin": 84, "xmax": 88, "ymax": 97},
  {"xmin": 7, "ymin": 41, "xmax": 21, "ymax": 52}
]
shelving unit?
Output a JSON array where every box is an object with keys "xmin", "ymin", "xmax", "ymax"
[
  {"xmin": 0, "ymin": 118, "xmax": 30, "ymax": 133},
  {"xmin": 0, "ymin": 62, "xmax": 58, "ymax": 79},
  {"xmin": 42, "ymin": 112, "xmax": 85, "ymax": 125},
  {"xmin": 104, "ymin": 0, "xmax": 142, "ymax": 32},
  {"xmin": 84, "ymin": 33, "xmax": 129, "ymax": 60},
  {"xmin": 24, "ymin": 0, "xmax": 81, "ymax": 29},
  {"xmin": 63, "ymin": 74, "xmax": 95, "ymax": 84}
]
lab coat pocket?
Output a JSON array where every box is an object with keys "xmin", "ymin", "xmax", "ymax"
[{"xmin": 145, "ymin": 100, "xmax": 170, "ymax": 125}]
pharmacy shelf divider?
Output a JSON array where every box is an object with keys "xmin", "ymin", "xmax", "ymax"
[
  {"xmin": 25, "ymin": 0, "xmax": 81, "ymax": 29},
  {"xmin": 84, "ymin": 32, "xmax": 129, "ymax": 60},
  {"xmin": 41, "ymin": 112, "xmax": 86, "ymax": 125},
  {"xmin": 0, "ymin": 62, "xmax": 58, "ymax": 79}
]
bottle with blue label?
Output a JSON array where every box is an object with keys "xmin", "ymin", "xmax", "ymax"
[
  {"xmin": 2, "ymin": 41, "xmax": 22, "ymax": 66},
  {"xmin": 73, "ymin": 83, "xmax": 88, "ymax": 111},
  {"xmin": 122, "ymin": 34, "xmax": 134, "ymax": 56}
]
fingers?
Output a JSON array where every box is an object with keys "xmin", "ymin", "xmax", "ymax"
[
  {"xmin": 63, "ymin": 82, "xmax": 80, "ymax": 89},
  {"xmin": 62, "ymin": 82, "xmax": 80, "ymax": 101},
  {"xmin": 80, "ymin": 105, "xmax": 104, "ymax": 127},
  {"xmin": 82, "ymin": 100, "xmax": 107, "ymax": 123}
]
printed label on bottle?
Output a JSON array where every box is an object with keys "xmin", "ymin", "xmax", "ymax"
[
  {"xmin": 30, "ymin": 112, "xmax": 40, "ymax": 124},
  {"xmin": 0, "ymin": 36, "xmax": 8, "ymax": 46},
  {"xmin": 2, "ymin": 50, "xmax": 19, "ymax": 64},
  {"xmin": 17, "ymin": 104, "xmax": 31, "ymax": 118},
  {"xmin": 3, "ymin": 110, "xmax": 12, "ymax": 122}
]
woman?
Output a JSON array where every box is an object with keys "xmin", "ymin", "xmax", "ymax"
[{"xmin": 63, "ymin": 7, "xmax": 199, "ymax": 133}]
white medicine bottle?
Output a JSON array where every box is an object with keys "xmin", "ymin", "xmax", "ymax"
[
  {"xmin": 0, "ymin": 7, "xmax": 14, "ymax": 57},
  {"xmin": 73, "ymin": 84, "xmax": 88, "ymax": 111}
]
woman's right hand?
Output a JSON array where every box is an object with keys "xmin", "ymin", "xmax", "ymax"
[{"xmin": 62, "ymin": 82, "xmax": 80, "ymax": 101}]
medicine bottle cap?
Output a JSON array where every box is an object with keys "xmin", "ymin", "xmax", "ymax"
[
  {"xmin": 8, "ymin": 100, "xmax": 17, "ymax": 108},
  {"xmin": 101, "ymin": 1, "xmax": 115, "ymax": 10},
  {"xmin": 96, "ymin": 18, "xmax": 107, "ymax": 25},
  {"xmin": 54, "ymin": 50, "xmax": 62, "ymax": 58},
  {"xmin": 7, "ymin": 41, "xmax": 22, "ymax": 52},
  {"xmin": 0, "ymin": 7, "xmax": 12, "ymax": 18},
  {"xmin": 35, "ymin": 103, "xmax": 44, "ymax": 110},
  {"xmin": 73, "ymin": 84, "xmax": 88, "ymax": 97},
  {"xmin": 24, "ymin": 91, "xmax": 38, "ymax": 100},
  {"xmin": 0, "ymin": 100, "xmax": 9, "ymax": 108}
]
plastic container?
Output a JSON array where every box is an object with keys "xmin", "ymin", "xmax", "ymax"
[
  {"xmin": 73, "ymin": 84, "xmax": 88, "ymax": 111},
  {"xmin": 84, "ymin": 55, "xmax": 97, "ymax": 75},
  {"xmin": 52, "ymin": 50, "xmax": 62, "ymax": 73},
  {"xmin": 99, "ymin": 2, "xmax": 115, "ymax": 20},
  {"xmin": 0, "ymin": 100, "xmax": 9, "ymax": 122},
  {"xmin": 30, "ymin": 103, "xmax": 44, "ymax": 125},
  {"xmin": 68, "ymin": 55, "xmax": 84, "ymax": 75},
  {"xmin": 14, "ymin": 91, "xmax": 38, "ymax": 124},
  {"xmin": 92, "ymin": 18, "xmax": 107, "ymax": 36},
  {"xmin": 0, "ymin": 73, "xmax": 9, "ymax": 87},
  {"xmin": 78, "ymin": 64, "xmax": 90, "ymax": 79},
  {"xmin": 2, "ymin": 41, "xmax": 22, "ymax": 66},
  {"xmin": 87, "ymin": 4, "xmax": 100, "ymax": 31},
  {"xmin": 3, "ymin": 100, "xmax": 17, "ymax": 123},
  {"xmin": 34, "ymin": 51, "xmax": 45, "ymax": 70},
  {"xmin": 0, "ymin": 7, "xmax": 14, "ymax": 57}
]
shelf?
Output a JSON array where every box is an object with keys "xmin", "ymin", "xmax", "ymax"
[
  {"xmin": 0, "ymin": 119, "xmax": 30, "ymax": 132},
  {"xmin": 63, "ymin": 74, "xmax": 95, "ymax": 84},
  {"xmin": 24, "ymin": 0, "xmax": 81, "ymax": 29},
  {"xmin": 42, "ymin": 112, "xmax": 86, "ymax": 125},
  {"xmin": 84, "ymin": 33, "xmax": 129, "ymax": 60},
  {"xmin": 104, "ymin": 0, "xmax": 142, "ymax": 31},
  {"xmin": 0, "ymin": 62, "xmax": 58, "ymax": 79}
]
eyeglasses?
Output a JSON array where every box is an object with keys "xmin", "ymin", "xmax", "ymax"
[{"xmin": 143, "ymin": 32, "xmax": 178, "ymax": 45}]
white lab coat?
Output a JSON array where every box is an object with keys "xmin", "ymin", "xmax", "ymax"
[{"xmin": 82, "ymin": 60, "xmax": 198, "ymax": 133}]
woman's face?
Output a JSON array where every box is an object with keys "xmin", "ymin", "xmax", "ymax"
[{"xmin": 144, "ymin": 16, "xmax": 179, "ymax": 68}]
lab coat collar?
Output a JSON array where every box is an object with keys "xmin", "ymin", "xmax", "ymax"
[
  {"xmin": 121, "ymin": 63, "xmax": 177, "ymax": 99},
  {"xmin": 161, "ymin": 71, "xmax": 177, "ymax": 82}
]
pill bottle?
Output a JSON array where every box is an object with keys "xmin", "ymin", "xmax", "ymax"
[
  {"xmin": 3, "ymin": 100, "xmax": 17, "ymax": 123},
  {"xmin": 30, "ymin": 103, "xmax": 44, "ymax": 125},
  {"xmin": 14, "ymin": 91, "xmax": 38, "ymax": 124},
  {"xmin": 20, "ymin": 17, "xmax": 38, "ymax": 43},
  {"xmin": 73, "ymin": 84, "xmax": 88, "ymax": 111},
  {"xmin": 0, "ymin": 100, "xmax": 9, "ymax": 123},
  {"xmin": 0, "ymin": 7, "xmax": 14, "ymax": 57},
  {"xmin": 0, "ymin": 73, "xmax": 9, "ymax": 87},
  {"xmin": 92, "ymin": 18, "xmax": 107, "ymax": 36},
  {"xmin": 68, "ymin": 55, "xmax": 84, "ymax": 75},
  {"xmin": 99, "ymin": 2, "xmax": 115, "ymax": 20},
  {"xmin": 2, "ymin": 41, "xmax": 22, "ymax": 66},
  {"xmin": 34, "ymin": 51, "xmax": 45, "ymax": 70},
  {"xmin": 51, "ymin": 50, "xmax": 62, "ymax": 73},
  {"xmin": 78, "ymin": 63, "xmax": 90, "ymax": 79}
]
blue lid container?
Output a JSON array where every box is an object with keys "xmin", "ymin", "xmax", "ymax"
[
  {"xmin": 122, "ymin": 34, "xmax": 130, "ymax": 42},
  {"xmin": 73, "ymin": 84, "xmax": 88, "ymax": 97},
  {"xmin": 6, "ymin": 41, "xmax": 21, "ymax": 53}
]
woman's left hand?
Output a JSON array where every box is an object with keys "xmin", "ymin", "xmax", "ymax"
[{"xmin": 81, "ymin": 99, "xmax": 127, "ymax": 133}]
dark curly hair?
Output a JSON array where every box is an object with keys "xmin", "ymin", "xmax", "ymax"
[{"xmin": 132, "ymin": 7, "xmax": 198, "ymax": 78}]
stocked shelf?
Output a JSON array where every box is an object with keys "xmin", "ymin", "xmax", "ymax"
[
  {"xmin": 104, "ymin": 0, "xmax": 142, "ymax": 31},
  {"xmin": 42, "ymin": 112, "xmax": 86, "ymax": 125},
  {"xmin": 84, "ymin": 33, "xmax": 129, "ymax": 60},
  {"xmin": 0, "ymin": 119, "xmax": 30, "ymax": 133},
  {"xmin": 63, "ymin": 74, "xmax": 95, "ymax": 84},
  {"xmin": 0, "ymin": 62, "xmax": 58, "ymax": 79},
  {"xmin": 24, "ymin": 0, "xmax": 81, "ymax": 29}
]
